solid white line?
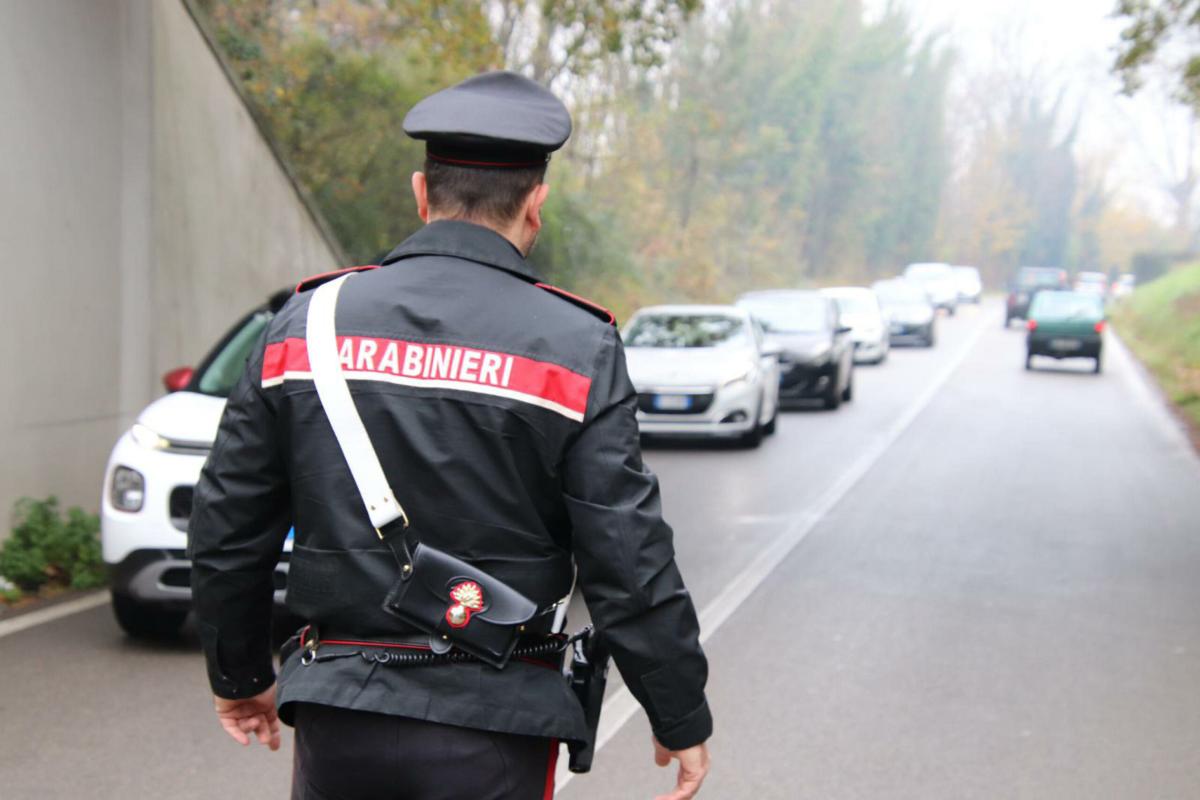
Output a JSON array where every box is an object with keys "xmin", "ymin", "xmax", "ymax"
[
  {"xmin": 0, "ymin": 591, "xmax": 108, "ymax": 640},
  {"xmin": 556, "ymin": 313, "xmax": 989, "ymax": 791}
]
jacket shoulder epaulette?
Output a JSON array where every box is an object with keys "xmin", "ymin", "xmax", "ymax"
[
  {"xmin": 295, "ymin": 265, "xmax": 379, "ymax": 294},
  {"xmin": 534, "ymin": 282, "xmax": 616, "ymax": 326}
]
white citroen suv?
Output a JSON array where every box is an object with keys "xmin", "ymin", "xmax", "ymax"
[{"xmin": 101, "ymin": 289, "xmax": 293, "ymax": 637}]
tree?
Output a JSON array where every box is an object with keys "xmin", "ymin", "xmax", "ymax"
[
  {"xmin": 1113, "ymin": 0, "xmax": 1200, "ymax": 105},
  {"xmin": 494, "ymin": 0, "xmax": 700, "ymax": 85}
]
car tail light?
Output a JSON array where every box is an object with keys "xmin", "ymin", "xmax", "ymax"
[
  {"xmin": 1094, "ymin": 321, "xmax": 1106, "ymax": 333},
  {"xmin": 162, "ymin": 366, "xmax": 194, "ymax": 393},
  {"xmin": 1027, "ymin": 320, "xmax": 1037, "ymax": 331}
]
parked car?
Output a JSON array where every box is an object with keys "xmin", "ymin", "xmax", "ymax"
[
  {"xmin": 736, "ymin": 290, "xmax": 854, "ymax": 410},
  {"xmin": 951, "ymin": 265, "xmax": 983, "ymax": 304},
  {"xmin": 1025, "ymin": 290, "xmax": 1105, "ymax": 373},
  {"xmin": 1111, "ymin": 273, "xmax": 1136, "ymax": 299},
  {"xmin": 1005, "ymin": 266, "xmax": 1069, "ymax": 326},
  {"xmin": 903, "ymin": 262, "xmax": 959, "ymax": 315},
  {"xmin": 102, "ymin": 289, "xmax": 294, "ymax": 638},
  {"xmin": 623, "ymin": 305, "xmax": 781, "ymax": 447},
  {"xmin": 820, "ymin": 286, "xmax": 890, "ymax": 364},
  {"xmin": 1074, "ymin": 270, "xmax": 1108, "ymax": 300},
  {"xmin": 872, "ymin": 279, "xmax": 936, "ymax": 347}
]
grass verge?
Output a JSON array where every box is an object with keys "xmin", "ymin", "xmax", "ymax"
[{"xmin": 1110, "ymin": 262, "xmax": 1200, "ymax": 436}]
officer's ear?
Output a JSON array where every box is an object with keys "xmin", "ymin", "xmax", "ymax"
[
  {"xmin": 412, "ymin": 172, "xmax": 430, "ymax": 223},
  {"xmin": 524, "ymin": 183, "xmax": 551, "ymax": 232}
]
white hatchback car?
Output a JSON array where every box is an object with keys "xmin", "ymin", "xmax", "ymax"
[
  {"xmin": 904, "ymin": 262, "xmax": 959, "ymax": 315},
  {"xmin": 623, "ymin": 305, "xmax": 781, "ymax": 447},
  {"xmin": 102, "ymin": 289, "xmax": 293, "ymax": 637},
  {"xmin": 820, "ymin": 287, "xmax": 889, "ymax": 364}
]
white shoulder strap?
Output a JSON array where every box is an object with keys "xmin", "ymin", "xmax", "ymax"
[{"xmin": 306, "ymin": 275, "xmax": 407, "ymax": 532}]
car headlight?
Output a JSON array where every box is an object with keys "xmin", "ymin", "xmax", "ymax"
[
  {"xmin": 110, "ymin": 466, "xmax": 145, "ymax": 512},
  {"xmin": 810, "ymin": 343, "xmax": 832, "ymax": 364},
  {"xmin": 130, "ymin": 422, "xmax": 170, "ymax": 451},
  {"xmin": 722, "ymin": 364, "xmax": 756, "ymax": 388}
]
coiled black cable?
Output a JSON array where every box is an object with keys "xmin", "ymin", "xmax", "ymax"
[{"xmin": 359, "ymin": 636, "xmax": 570, "ymax": 667}]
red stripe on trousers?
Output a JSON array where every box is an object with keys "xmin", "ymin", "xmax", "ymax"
[{"xmin": 543, "ymin": 740, "xmax": 559, "ymax": 800}]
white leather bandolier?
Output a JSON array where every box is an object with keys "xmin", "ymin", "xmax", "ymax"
[{"xmin": 306, "ymin": 275, "xmax": 408, "ymax": 534}]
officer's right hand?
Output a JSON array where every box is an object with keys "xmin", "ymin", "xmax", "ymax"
[{"xmin": 653, "ymin": 736, "xmax": 710, "ymax": 800}]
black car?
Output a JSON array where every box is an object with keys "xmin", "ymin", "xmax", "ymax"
[
  {"xmin": 1005, "ymin": 266, "xmax": 1068, "ymax": 326},
  {"xmin": 736, "ymin": 290, "xmax": 855, "ymax": 410}
]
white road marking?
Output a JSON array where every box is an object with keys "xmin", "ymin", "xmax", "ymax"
[
  {"xmin": 556, "ymin": 313, "xmax": 989, "ymax": 792},
  {"xmin": 0, "ymin": 591, "xmax": 108, "ymax": 640}
]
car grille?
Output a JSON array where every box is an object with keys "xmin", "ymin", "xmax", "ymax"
[
  {"xmin": 169, "ymin": 486, "xmax": 194, "ymax": 532},
  {"xmin": 637, "ymin": 392, "xmax": 715, "ymax": 415}
]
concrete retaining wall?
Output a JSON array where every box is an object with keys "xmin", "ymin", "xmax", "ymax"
[{"xmin": 0, "ymin": 0, "xmax": 340, "ymax": 537}]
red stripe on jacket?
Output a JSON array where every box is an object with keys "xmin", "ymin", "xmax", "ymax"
[{"xmin": 261, "ymin": 336, "xmax": 591, "ymax": 419}]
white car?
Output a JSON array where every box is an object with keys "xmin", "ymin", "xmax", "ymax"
[
  {"xmin": 1111, "ymin": 273, "xmax": 1136, "ymax": 299},
  {"xmin": 820, "ymin": 286, "xmax": 890, "ymax": 364},
  {"xmin": 623, "ymin": 305, "xmax": 781, "ymax": 447},
  {"xmin": 1074, "ymin": 270, "xmax": 1108, "ymax": 299},
  {"xmin": 102, "ymin": 290, "xmax": 293, "ymax": 638},
  {"xmin": 951, "ymin": 265, "xmax": 983, "ymax": 304},
  {"xmin": 904, "ymin": 262, "xmax": 959, "ymax": 315}
]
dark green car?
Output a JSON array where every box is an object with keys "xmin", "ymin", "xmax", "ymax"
[{"xmin": 1025, "ymin": 290, "xmax": 1105, "ymax": 373}]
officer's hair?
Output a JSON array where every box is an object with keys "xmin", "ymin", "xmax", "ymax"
[{"xmin": 424, "ymin": 159, "xmax": 548, "ymax": 226}]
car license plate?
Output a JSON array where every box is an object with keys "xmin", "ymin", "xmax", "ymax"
[
  {"xmin": 653, "ymin": 394, "xmax": 693, "ymax": 411},
  {"xmin": 1050, "ymin": 338, "xmax": 1081, "ymax": 351}
]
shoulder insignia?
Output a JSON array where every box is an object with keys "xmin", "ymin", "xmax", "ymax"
[
  {"xmin": 535, "ymin": 282, "xmax": 616, "ymax": 326},
  {"xmin": 295, "ymin": 265, "xmax": 379, "ymax": 294}
]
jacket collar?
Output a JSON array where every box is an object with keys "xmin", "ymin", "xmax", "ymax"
[{"xmin": 381, "ymin": 220, "xmax": 538, "ymax": 283}]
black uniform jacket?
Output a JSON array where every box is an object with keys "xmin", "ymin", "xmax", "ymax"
[{"xmin": 188, "ymin": 220, "xmax": 712, "ymax": 750}]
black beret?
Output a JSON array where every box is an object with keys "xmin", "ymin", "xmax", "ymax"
[{"xmin": 403, "ymin": 71, "xmax": 572, "ymax": 168}]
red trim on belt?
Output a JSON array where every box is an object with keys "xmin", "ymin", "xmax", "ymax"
[
  {"xmin": 543, "ymin": 740, "xmax": 560, "ymax": 799},
  {"xmin": 320, "ymin": 638, "xmax": 430, "ymax": 651}
]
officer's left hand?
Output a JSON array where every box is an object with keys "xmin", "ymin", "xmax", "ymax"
[{"xmin": 214, "ymin": 684, "xmax": 281, "ymax": 751}]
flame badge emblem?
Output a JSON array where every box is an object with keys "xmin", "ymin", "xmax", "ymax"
[{"xmin": 446, "ymin": 581, "xmax": 484, "ymax": 629}]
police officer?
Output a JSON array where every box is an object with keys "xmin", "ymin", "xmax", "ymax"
[{"xmin": 189, "ymin": 71, "xmax": 712, "ymax": 800}]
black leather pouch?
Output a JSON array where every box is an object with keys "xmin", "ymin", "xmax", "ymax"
[{"xmin": 382, "ymin": 541, "xmax": 538, "ymax": 669}]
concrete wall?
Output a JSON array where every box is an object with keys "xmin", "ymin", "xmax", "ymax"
[
  {"xmin": 0, "ymin": 0, "xmax": 340, "ymax": 537},
  {"xmin": 152, "ymin": 0, "xmax": 340, "ymax": 373}
]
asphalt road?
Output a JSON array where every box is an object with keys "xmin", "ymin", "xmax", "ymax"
[{"xmin": 3, "ymin": 299, "xmax": 1199, "ymax": 799}]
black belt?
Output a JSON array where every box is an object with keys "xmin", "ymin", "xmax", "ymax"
[{"xmin": 298, "ymin": 626, "xmax": 571, "ymax": 669}]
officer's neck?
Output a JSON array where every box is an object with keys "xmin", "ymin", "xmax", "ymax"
[{"xmin": 426, "ymin": 214, "xmax": 531, "ymax": 257}]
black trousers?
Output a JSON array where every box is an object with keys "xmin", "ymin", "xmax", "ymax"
[{"xmin": 291, "ymin": 703, "xmax": 558, "ymax": 800}]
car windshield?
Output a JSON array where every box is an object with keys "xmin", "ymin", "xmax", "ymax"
[
  {"xmin": 1030, "ymin": 291, "xmax": 1103, "ymax": 319},
  {"xmin": 195, "ymin": 310, "xmax": 274, "ymax": 397},
  {"xmin": 873, "ymin": 281, "xmax": 928, "ymax": 307},
  {"xmin": 1017, "ymin": 268, "xmax": 1063, "ymax": 289},
  {"xmin": 826, "ymin": 292, "xmax": 876, "ymax": 316},
  {"xmin": 738, "ymin": 295, "xmax": 828, "ymax": 333},
  {"xmin": 624, "ymin": 313, "xmax": 748, "ymax": 348}
]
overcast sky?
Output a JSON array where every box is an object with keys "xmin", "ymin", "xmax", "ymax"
[{"xmin": 866, "ymin": 0, "xmax": 1190, "ymax": 219}]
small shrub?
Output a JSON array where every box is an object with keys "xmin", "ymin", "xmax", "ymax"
[{"xmin": 0, "ymin": 497, "xmax": 105, "ymax": 593}]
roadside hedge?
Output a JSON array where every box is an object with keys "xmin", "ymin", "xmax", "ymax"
[{"xmin": 0, "ymin": 497, "xmax": 106, "ymax": 597}]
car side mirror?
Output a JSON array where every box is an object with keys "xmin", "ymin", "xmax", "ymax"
[
  {"xmin": 162, "ymin": 366, "xmax": 194, "ymax": 393},
  {"xmin": 836, "ymin": 325, "xmax": 852, "ymax": 334}
]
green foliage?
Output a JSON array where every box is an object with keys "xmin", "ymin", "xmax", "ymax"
[
  {"xmin": 0, "ymin": 497, "xmax": 106, "ymax": 593},
  {"xmin": 497, "ymin": 0, "xmax": 700, "ymax": 82},
  {"xmin": 1110, "ymin": 262, "xmax": 1200, "ymax": 427},
  {"xmin": 1114, "ymin": 0, "xmax": 1200, "ymax": 105}
]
